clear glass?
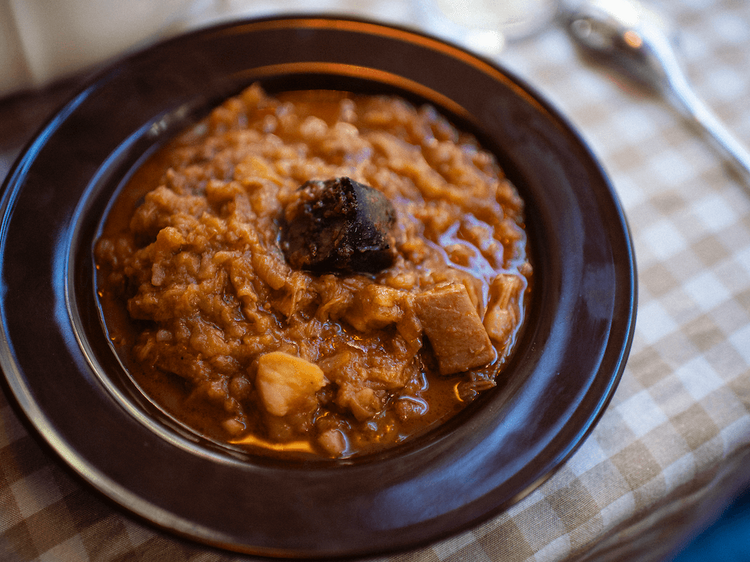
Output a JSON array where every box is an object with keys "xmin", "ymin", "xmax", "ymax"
[{"xmin": 416, "ymin": 0, "xmax": 559, "ymax": 56}]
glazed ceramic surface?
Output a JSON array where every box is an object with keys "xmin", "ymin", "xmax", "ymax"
[{"xmin": 0, "ymin": 16, "xmax": 636, "ymax": 558}]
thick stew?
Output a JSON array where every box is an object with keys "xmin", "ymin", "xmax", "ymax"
[{"xmin": 94, "ymin": 84, "xmax": 532, "ymax": 459}]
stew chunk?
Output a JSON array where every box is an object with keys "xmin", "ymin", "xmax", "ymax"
[
  {"xmin": 256, "ymin": 352, "xmax": 327, "ymax": 417},
  {"xmin": 281, "ymin": 177, "xmax": 396, "ymax": 274},
  {"xmin": 415, "ymin": 283, "xmax": 496, "ymax": 375}
]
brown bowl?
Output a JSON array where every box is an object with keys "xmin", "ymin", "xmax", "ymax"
[{"xmin": 0, "ymin": 15, "xmax": 636, "ymax": 559}]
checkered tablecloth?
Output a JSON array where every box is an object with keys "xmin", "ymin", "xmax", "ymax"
[{"xmin": 2, "ymin": 0, "xmax": 750, "ymax": 560}]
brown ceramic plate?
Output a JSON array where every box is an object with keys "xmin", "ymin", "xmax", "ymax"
[{"xmin": 0, "ymin": 15, "xmax": 636, "ymax": 559}]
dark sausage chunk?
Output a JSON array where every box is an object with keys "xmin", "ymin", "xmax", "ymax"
[{"xmin": 280, "ymin": 177, "xmax": 396, "ymax": 274}]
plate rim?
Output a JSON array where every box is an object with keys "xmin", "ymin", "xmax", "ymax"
[{"xmin": 0, "ymin": 13, "xmax": 637, "ymax": 559}]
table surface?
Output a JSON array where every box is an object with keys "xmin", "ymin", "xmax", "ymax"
[{"xmin": 2, "ymin": 1, "xmax": 749, "ymax": 561}]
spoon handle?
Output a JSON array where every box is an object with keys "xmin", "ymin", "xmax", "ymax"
[
  {"xmin": 641, "ymin": 15, "xmax": 750, "ymax": 183},
  {"xmin": 666, "ymin": 67, "xmax": 750, "ymax": 185}
]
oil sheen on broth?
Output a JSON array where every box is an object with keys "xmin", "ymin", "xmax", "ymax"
[{"xmin": 94, "ymin": 84, "xmax": 532, "ymax": 459}]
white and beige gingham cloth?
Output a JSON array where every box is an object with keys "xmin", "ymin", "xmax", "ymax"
[{"xmin": 1, "ymin": 0, "xmax": 750, "ymax": 560}]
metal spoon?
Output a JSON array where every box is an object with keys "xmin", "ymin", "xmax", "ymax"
[{"xmin": 564, "ymin": 0, "xmax": 750, "ymax": 185}]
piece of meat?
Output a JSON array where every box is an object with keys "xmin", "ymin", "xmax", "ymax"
[
  {"xmin": 344, "ymin": 284, "xmax": 406, "ymax": 332},
  {"xmin": 255, "ymin": 351, "xmax": 327, "ymax": 416},
  {"xmin": 483, "ymin": 273, "xmax": 525, "ymax": 349},
  {"xmin": 280, "ymin": 177, "xmax": 396, "ymax": 274},
  {"xmin": 414, "ymin": 283, "xmax": 495, "ymax": 375}
]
